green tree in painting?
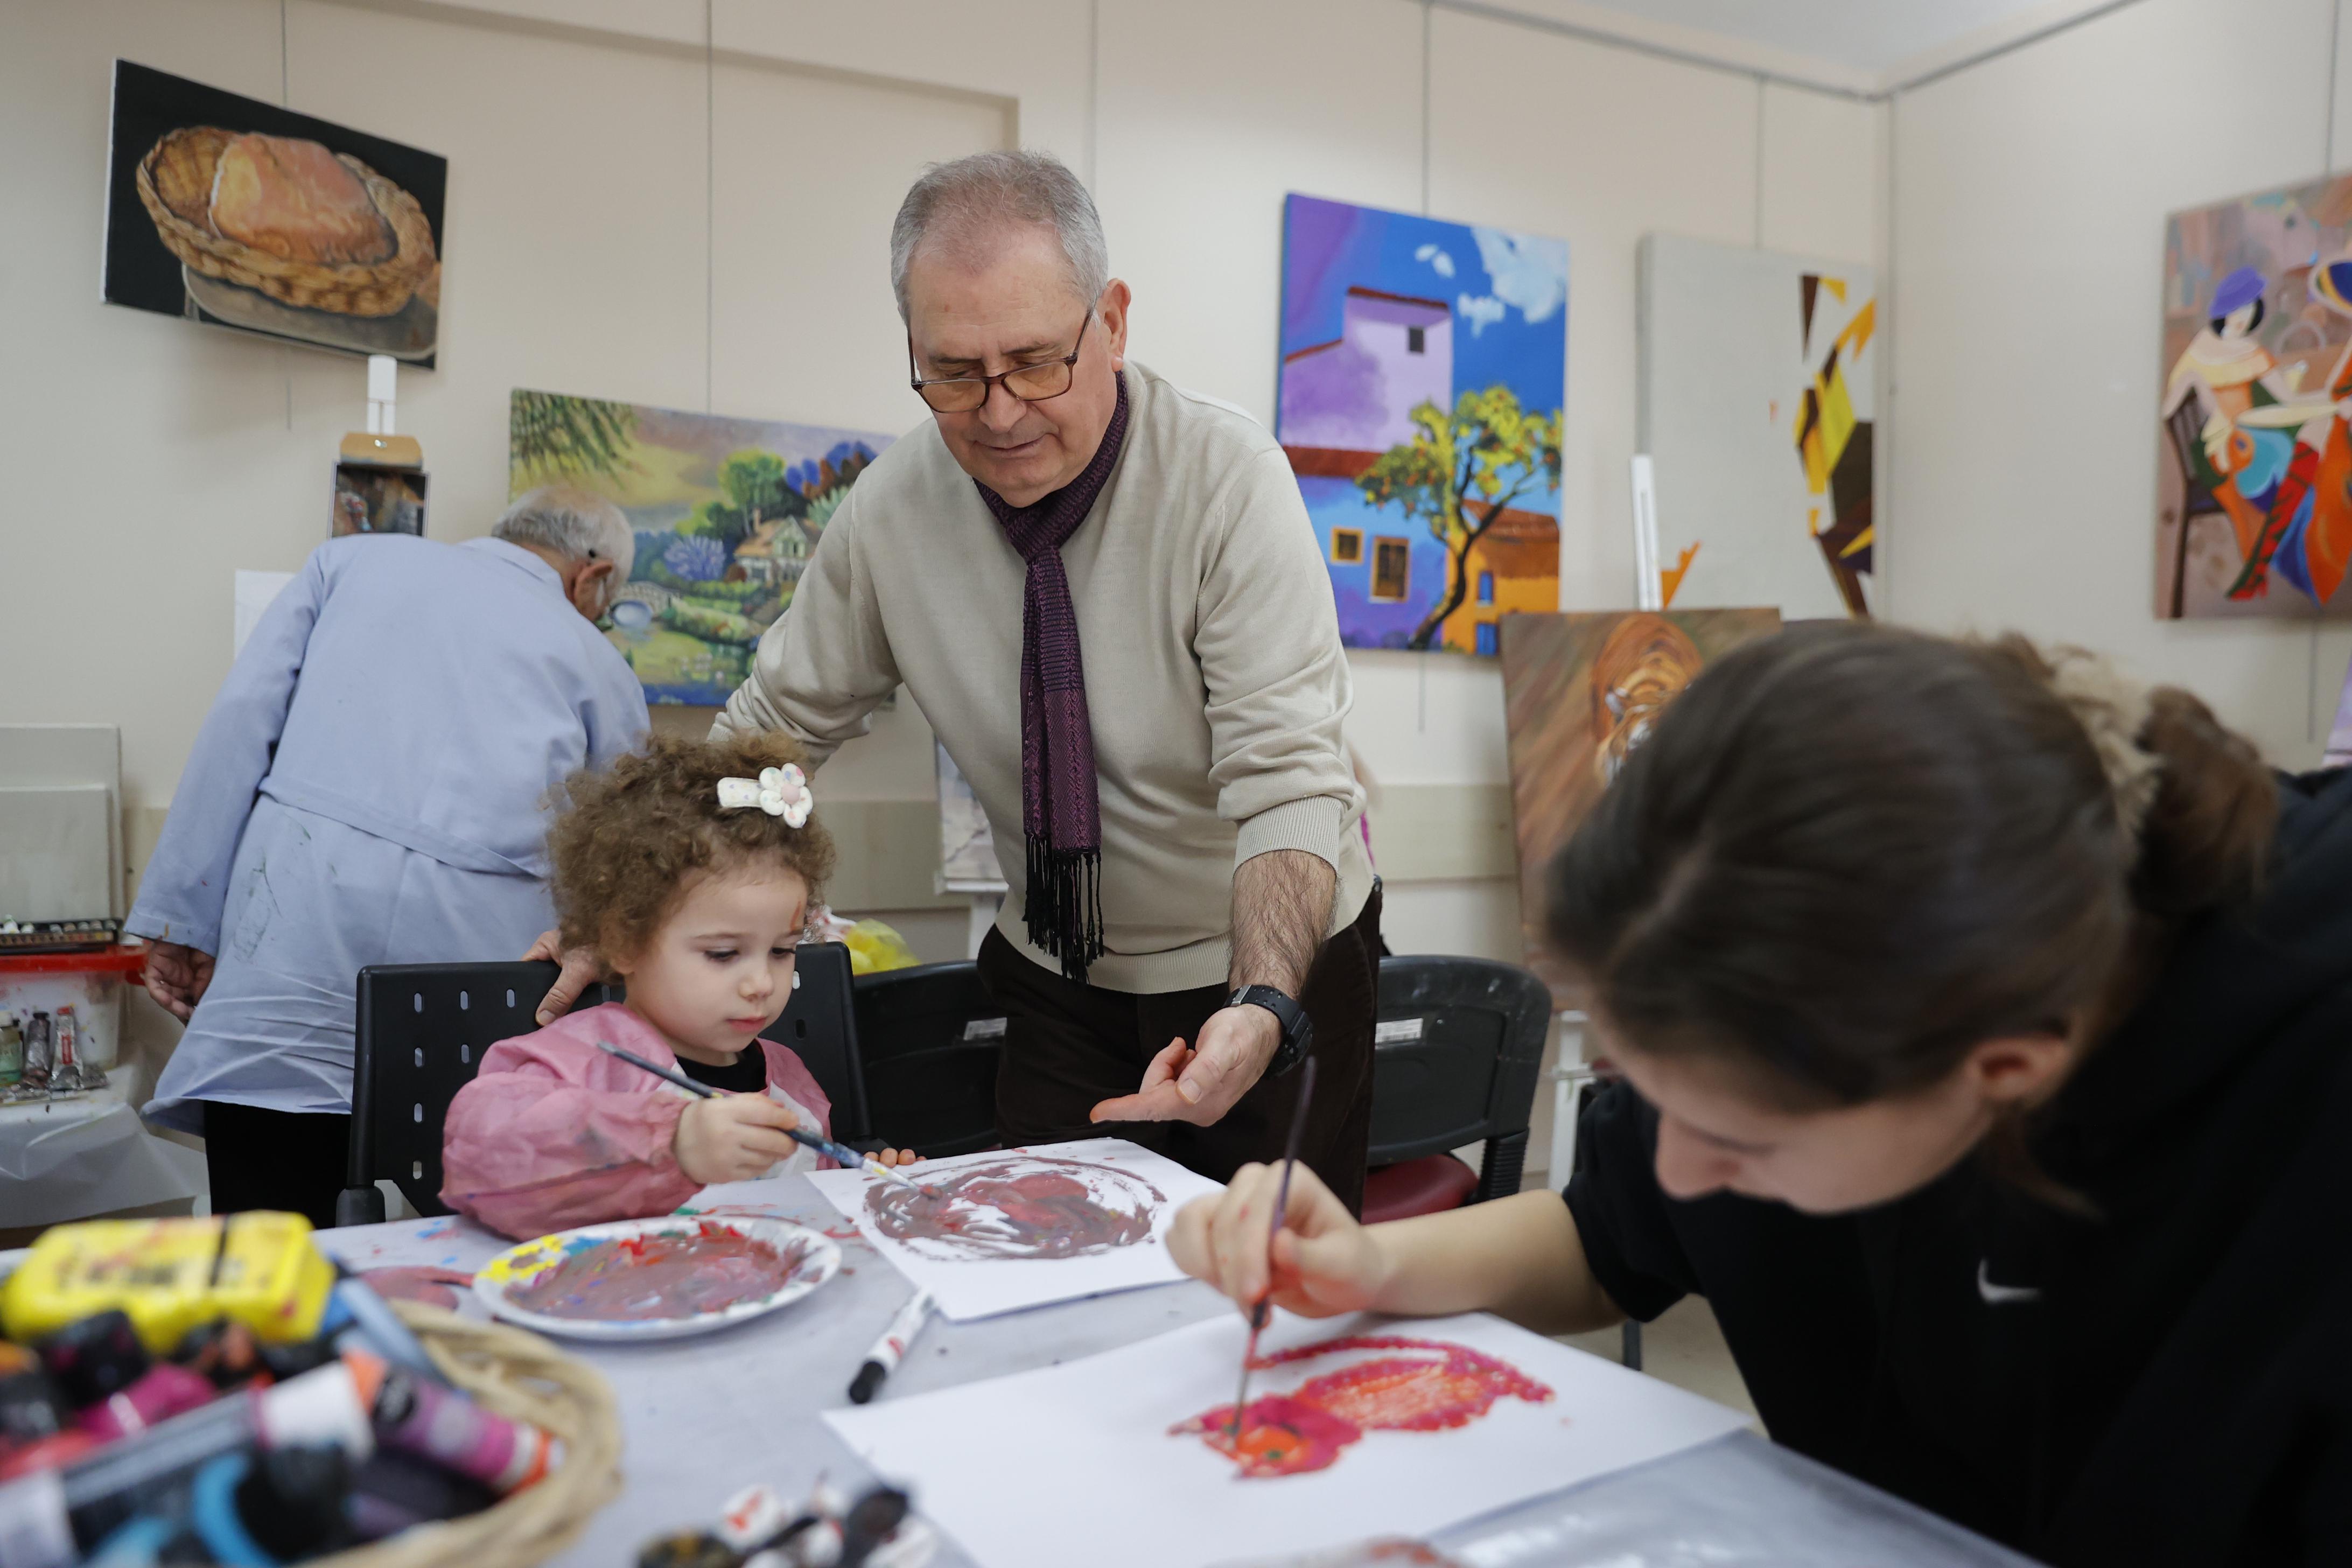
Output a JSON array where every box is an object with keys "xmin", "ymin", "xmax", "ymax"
[
  {"xmin": 509, "ymin": 391, "xmax": 640, "ymax": 485},
  {"xmin": 1356, "ymin": 385, "xmax": 1563, "ymax": 650}
]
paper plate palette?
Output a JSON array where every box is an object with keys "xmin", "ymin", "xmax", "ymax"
[{"xmin": 473, "ymin": 1214, "xmax": 838, "ymax": 1342}]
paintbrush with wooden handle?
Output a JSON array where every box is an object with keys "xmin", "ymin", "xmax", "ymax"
[{"xmin": 1229, "ymin": 1053, "xmax": 1318, "ymax": 1442}]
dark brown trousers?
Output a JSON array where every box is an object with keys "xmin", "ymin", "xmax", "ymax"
[{"xmin": 977, "ymin": 884, "xmax": 1381, "ymax": 1214}]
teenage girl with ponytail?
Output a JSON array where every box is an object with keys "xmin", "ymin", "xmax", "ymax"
[{"xmin": 1172, "ymin": 622, "xmax": 2352, "ymax": 1567}]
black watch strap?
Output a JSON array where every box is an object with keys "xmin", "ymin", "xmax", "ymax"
[{"xmin": 1230, "ymin": 984, "xmax": 1312, "ymax": 1076}]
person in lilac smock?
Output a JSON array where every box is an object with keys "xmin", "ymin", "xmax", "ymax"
[{"xmin": 126, "ymin": 487, "xmax": 649, "ymax": 1228}]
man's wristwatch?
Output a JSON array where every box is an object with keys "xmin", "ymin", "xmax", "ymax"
[{"xmin": 1229, "ymin": 984, "xmax": 1313, "ymax": 1077}]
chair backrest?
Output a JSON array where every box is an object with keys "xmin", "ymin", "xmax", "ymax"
[
  {"xmin": 1368, "ymin": 955, "xmax": 1551, "ymax": 1202},
  {"xmin": 348, "ymin": 961, "xmax": 602, "ymax": 1219},
  {"xmin": 849, "ymin": 960, "xmax": 1004, "ymax": 1158},
  {"xmin": 2165, "ymin": 395, "xmax": 2225, "ymax": 522},
  {"xmin": 778, "ymin": 942, "xmax": 868, "ymax": 1141},
  {"xmin": 347, "ymin": 944, "xmax": 862, "ymax": 1219}
]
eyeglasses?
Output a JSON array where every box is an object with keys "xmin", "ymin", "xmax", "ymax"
[{"xmin": 908, "ymin": 313, "xmax": 1091, "ymax": 413}]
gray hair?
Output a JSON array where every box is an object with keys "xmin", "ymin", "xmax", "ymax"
[
  {"xmin": 494, "ymin": 485, "xmax": 635, "ymax": 583},
  {"xmin": 890, "ymin": 150, "xmax": 1110, "ymax": 323}
]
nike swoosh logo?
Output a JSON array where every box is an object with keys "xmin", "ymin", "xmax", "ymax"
[{"xmin": 1977, "ymin": 1259, "xmax": 2043, "ymax": 1305}]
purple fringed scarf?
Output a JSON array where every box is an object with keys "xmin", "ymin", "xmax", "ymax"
[{"xmin": 974, "ymin": 373, "xmax": 1131, "ymax": 983}]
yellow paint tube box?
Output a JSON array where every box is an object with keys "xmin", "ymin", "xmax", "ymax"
[{"xmin": 0, "ymin": 1212, "xmax": 337, "ymax": 1352}]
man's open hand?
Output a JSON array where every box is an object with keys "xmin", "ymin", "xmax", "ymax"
[{"xmin": 1089, "ymin": 1002, "xmax": 1281, "ymax": 1128}]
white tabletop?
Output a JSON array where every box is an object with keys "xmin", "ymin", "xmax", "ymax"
[
  {"xmin": 317, "ymin": 1178, "xmax": 2040, "ymax": 1568},
  {"xmin": 0, "ymin": 1076, "xmax": 199, "ymax": 1229}
]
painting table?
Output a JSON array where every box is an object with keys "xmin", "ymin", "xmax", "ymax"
[
  {"xmin": 313, "ymin": 1175, "xmax": 2040, "ymax": 1568},
  {"xmin": 0, "ymin": 1077, "xmax": 202, "ymax": 1232}
]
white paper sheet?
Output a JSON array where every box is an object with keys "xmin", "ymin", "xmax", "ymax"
[
  {"xmin": 826, "ymin": 1309, "xmax": 1749, "ymax": 1568},
  {"xmin": 806, "ymin": 1136, "xmax": 1224, "ymax": 1321}
]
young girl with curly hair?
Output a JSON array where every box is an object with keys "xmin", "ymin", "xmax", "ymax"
[{"xmin": 442, "ymin": 733, "xmax": 914, "ymax": 1237}]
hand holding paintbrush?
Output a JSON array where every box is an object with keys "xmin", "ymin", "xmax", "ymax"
[
  {"xmin": 1228, "ymin": 1055, "xmax": 1318, "ymax": 1440},
  {"xmin": 596, "ymin": 1040, "xmax": 928, "ymax": 1189}
]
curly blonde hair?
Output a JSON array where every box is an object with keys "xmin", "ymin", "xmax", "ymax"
[{"xmin": 547, "ymin": 733, "xmax": 838, "ymax": 964}]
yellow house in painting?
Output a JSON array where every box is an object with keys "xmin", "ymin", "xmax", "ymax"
[{"xmin": 1440, "ymin": 506, "xmax": 1560, "ymax": 654}]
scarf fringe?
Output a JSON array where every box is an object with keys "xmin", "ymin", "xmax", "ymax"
[{"xmin": 1025, "ymin": 837, "xmax": 1106, "ymax": 984}]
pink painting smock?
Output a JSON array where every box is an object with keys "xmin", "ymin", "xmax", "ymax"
[{"xmin": 440, "ymin": 1002, "xmax": 833, "ymax": 1239}]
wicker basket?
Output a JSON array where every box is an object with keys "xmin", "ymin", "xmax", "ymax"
[
  {"xmin": 134, "ymin": 126, "xmax": 438, "ymax": 318},
  {"xmin": 316, "ymin": 1301, "xmax": 624, "ymax": 1568}
]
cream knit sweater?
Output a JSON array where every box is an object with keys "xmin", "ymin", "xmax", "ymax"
[{"xmin": 715, "ymin": 364, "xmax": 1372, "ymax": 993}]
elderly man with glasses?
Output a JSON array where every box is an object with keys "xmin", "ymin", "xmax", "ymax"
[
  {"xmin": 129, "ymin": 488, "xmax": 648, "ymax": 1228},
  {"xmin": 544, "ymin": 150, "xmax": 1380, "ymax": 1207}
]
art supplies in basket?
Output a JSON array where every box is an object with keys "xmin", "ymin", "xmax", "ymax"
[
  {"xmin": 806, "ymin": 1136, "xmax": 1226, "ymax": 1322},
  {"xmin": 0, "ymin": 1213, "xmax": 618, "ymax": 1567},
  {"xmin": 471, "ymin": 1214, "xmax": 841, "ymax": 1342},
  {"xmin": 636, "ymin": 1477, "xmax": 936, "ymax": 1568}
]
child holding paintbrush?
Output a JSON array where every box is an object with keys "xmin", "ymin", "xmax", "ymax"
[{"xmin": 442, "ymin": 734, "xmax": 919, "ymax": 1238}]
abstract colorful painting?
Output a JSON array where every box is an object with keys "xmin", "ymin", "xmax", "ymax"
[
  {"xmin": 2158, "ymin": 173, "xmax": 2352, "ymax": 618},
  {"xmin": 1500, "ymin": 610, "xmax": 1780, "ymax": 1002},
  {"xmin": 509, "ymin": 389, "xmax": 894, "ymax": 705},
  {"xmin": 1278, "ymin": 195, "xmax": 1564, "ymax": 655},
  {"xmin": 1637, "ymin": 235, "xmax": 1875, "ymax": 619},
  {"xmin": 105, "ymin": 62, "xmax": 446, "ymax": 365}
]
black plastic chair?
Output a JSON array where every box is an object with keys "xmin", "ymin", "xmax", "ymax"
[
  {"xmin": 1360, "ymin": 955, "xmax": 1549, "ymax": 1223},
  {"xmin": 848, "ymin": 960, "xmax": 1004, "ymax": 1157},
  {"xmin": 335, "ymin": 962, "xmax": 597, "ymax": 1227},
  {"xmin": 332, "ymin": 946, "xmax": 864, "ymax": 1227}
]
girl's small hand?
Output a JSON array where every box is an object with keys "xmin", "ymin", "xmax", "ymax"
[
  {"xmin": 674, "ymin": 1092, "xmax": 804, "ymax": 1185},
  {"xmin": 873, "ymin": 1149, "xmax": 925, "ymax": 1168},
  {"xmin": 1167, "ymin": 1161, "xmax": 1388, "ymax": 1319}
]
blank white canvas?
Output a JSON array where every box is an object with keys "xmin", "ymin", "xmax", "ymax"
[
  {"xmin": 807, "ymin": 1136, "xmax": 1225, "ymax": 1321},
  {"xmin": 827, "ymin": 1310, "xmax": 1748, "ymax": 1568},
  {"xmin": 1637, "ymin": 234, "xmax": 1876, "ymax": 621}
]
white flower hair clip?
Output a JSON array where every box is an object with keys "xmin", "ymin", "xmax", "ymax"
[{"xmin": 716, "ymin": 764, "xmax": 814, "ymax": 828}]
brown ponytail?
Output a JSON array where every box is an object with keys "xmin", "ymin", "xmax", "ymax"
[
  {"xmin": 2132, "ymin": 685, "xmax": 2277, "ymax": 918},
  {"xmin": 1544, "ymin": 622, "xmax": 2277, "ymax": 1116}
]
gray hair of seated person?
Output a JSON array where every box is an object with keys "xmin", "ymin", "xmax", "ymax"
[
  {"xmin": 494, "ymin": 485, "xmax": 635, "ymax": 585},
  {"xmin": 890, "ymin": 150, "xmax": 1110, "ymax": 323}
]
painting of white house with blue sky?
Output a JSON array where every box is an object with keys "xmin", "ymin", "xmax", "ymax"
[{"xmin": 1277, "ymin": 194, "xmax": 1565, "ymax": 654}]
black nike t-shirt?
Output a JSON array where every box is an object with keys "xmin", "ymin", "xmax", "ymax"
[
  {"xmin": 1563, "ymin": 767, "xmax": 2352, "ymax": 1566},
  {"xmin": 675, "ymin": 1048, "xmax": 768, "ymax": 1095}
]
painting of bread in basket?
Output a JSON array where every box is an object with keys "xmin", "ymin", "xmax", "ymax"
[{"xmin": 104, "ymin": 61, "xmax": 446, "ymax": 366}]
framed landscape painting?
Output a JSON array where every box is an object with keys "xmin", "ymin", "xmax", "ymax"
[
  {"xmin": 509, "ymin": 389, "xmax": 895, "ymax": 706},
  {"xmin": 1277, "ymin": 194, "xmax": 1565, "ymax": 655}
]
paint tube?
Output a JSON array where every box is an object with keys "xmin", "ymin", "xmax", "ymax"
[
  {"xmin": 345, "ymin": 1448, "xmax": 494, "ymax": 1541},
  {"xmin": 341, "ymin": 1346, "xmax": 554, "ymax": 1494},
  {"xmin": 39, "ymin": 1311, "xmax": 216, "ymax": 1442},
  {"xmin": 319, "ymin": 1272, "xmax": 450, "ymax": 1386},
  {"xmin": 0, "ymin": 1347, "xmax": 94, "ymax": 1482},
  {"xmin": 0, "ymin": 1355, "xmax": 374, "ymax": 1565},
  {"xmin": 187, "ymin": 1445, "xmax": 355, "ymax": 1564}
]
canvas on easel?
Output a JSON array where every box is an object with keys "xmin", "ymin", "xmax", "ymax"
[
  {"xmin": 1499, "ymin": 610, "xmax": 1780, "ymax": 1004},
  {"xmin": 1637, "ymin": 235, "xmax": 1875, "ymax": 621}
]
